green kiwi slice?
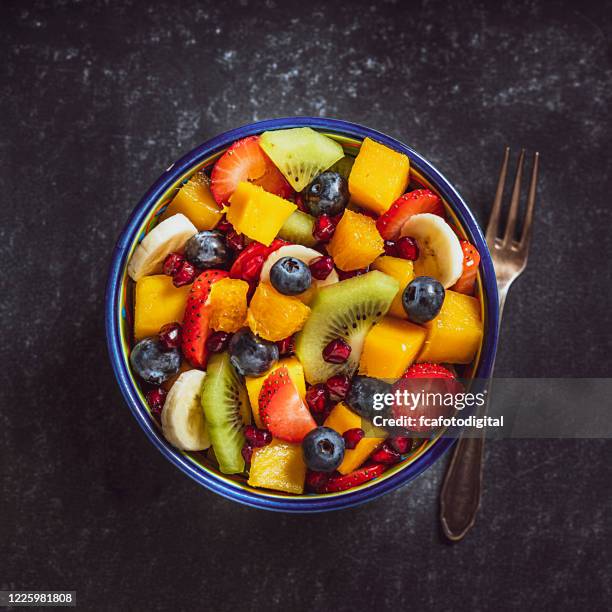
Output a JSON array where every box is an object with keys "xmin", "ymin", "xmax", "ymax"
[
  {"xmin": 200, "ymin": 352, "xmax": 251, "ymax": 474},
  {"xmin": 295, "ymin": 271, "xmax": 399, "ymax": 384},
  {"xmin": 278, "ymin": 210, "xmax": 317, "ymax": 247},
  {"xmin": 259, "ymin": 127, "xmax": 344, "ymax": 192}
]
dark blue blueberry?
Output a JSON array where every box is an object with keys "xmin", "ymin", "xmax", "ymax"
[
  {"xmin": 184, "ymin": 230, "xmax": 229, "ymax": 269},
  {"xmin": 303, "ymin": 172, "xmax": 349, "ymax": 217},
  {"xmin": 269, "ymin": 257, "xmax": 312, "ymax": 295},
  {"xmin": 402, "ymin": 276, "xmax": 445, "ymax": 324},
  {"xmin": 302, "ymin": 427, "xmax": 345, "ymax": 472},
  {"xmin": 228, "ymin": 329, "xmax": 279, "ymax": 377},
  {"xmin": 346, "ymin": 375, "xmax": 393, "ymax": 421},
  {"xmin": 130, "ymin": 337, "xmax": 181, "ymax": 385}
]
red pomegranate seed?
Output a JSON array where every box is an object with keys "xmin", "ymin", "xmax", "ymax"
[
  {"xmin": 226, "ymin": 230, "xmax": 245, "ymax": 252},
  {"xmin": 276, "ymin": 335, "xmax": 296, "ymax": 356},
  {"xmin": 216, "ymin": 220, "xmax": 233, "ymax": 233},
  {"xmin": 306, "ymin": 384, "xmax": 329, "ymax": 414},
  {"xmin": 244, "ymin": 425, "xmax": 257, "ymax": 442},
  {"xmin": 241, "ymin": 443, "xmax": 254, "ymax": 465},
  {"xmin": 163, "ymin": 252, "xmax": 185, "ymax": 276},
  {"xmin": 312, "ymin": 214, "xmax": 336, "ymax": 242},
  {"xmin": 242, "ymin": 254, "xmax": 266, "ymax": 281},
  {"xmin": 384, "ymin": 240, "xmax": 397, "ymax": 256},
  {"xmin": 394, "ymin": 236, "xmax": 419, "ymax": 261},
  {"xmin": 322, "ymin": 338, "xmax": 352, "ymax": 363},
  {"xmin": 309, "ymin": 255, "xmax": 335, "ymax": 280},
  {"xmin": 146, "ymin": 387, "xmax": 167, "ymax": 416},
  {"xmin": 343, "ymin": 428, "xmax": 365, "ymax": 450},
  {"xmin": 255, "ymin": 430, "xmax": 272, "ymax": 447},
  {"xmin": 388, "ymin": 436, "xmax": 413, "ymax": 454},
  {"xmin": 337, "ymin": 268, "xmax": 368, "ymax": 280},
  {"xmin": 158, "ymin": 322, "xmax": 182, "ymax": 351},
  {"xmin": 205, "ymin": 331, "xmax": 231, "ymax": 354},
  {"xmin": 325, "ymin": 374, "xmax": 351, "ymax": 400},
  {"xmin": 371, "ymin": 443, "xmax": 402, "ymax": 465},
  {"xmin": 172, "ymin": 260, "xmax": 196, "ymax": 287},
  {"xmin": 305, "ymin": 470, "xmax": 331, "ymax": 493},
  {"xmin": 244, "ymin": 425, "xmax": 272, "ymax": 448}
]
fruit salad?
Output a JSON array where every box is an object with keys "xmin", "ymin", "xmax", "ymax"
[{"xmin": 126, "ymin": 127, "xmax": 484, "ymax": 495}]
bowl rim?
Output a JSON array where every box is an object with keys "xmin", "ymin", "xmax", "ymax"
[{"xmin": 105, "ymin": 116, "xmax": 499, "ymax": 513}]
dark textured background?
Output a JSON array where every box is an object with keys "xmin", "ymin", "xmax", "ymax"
[{"xmin": 2, "ymin": 0, "xmax": 612, "ymax": 610}]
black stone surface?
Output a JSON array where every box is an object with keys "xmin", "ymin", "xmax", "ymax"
[{"xmin": 2, "ymin": 0, "xmax": 612, "ymax": 610}]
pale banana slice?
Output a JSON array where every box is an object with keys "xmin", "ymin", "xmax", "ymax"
[
  {"xmin": 260, "ymin": 245, "xmax": 339, "ymax": 288},
  {"xmin": 161, "ymin": 369, "xmax": 210, "ymax": 451},
  {"xmin": 128, "ymin": 213, "xmax": 197, "ymax": 281},
  {"xmin": 401, "ymin": 213, "xmax": 463, "ymax": 288}
]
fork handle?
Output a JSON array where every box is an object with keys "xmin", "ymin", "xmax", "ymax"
[{"xmin": 439, "ymin": 430, "xmax": 485, "ymax": 541}]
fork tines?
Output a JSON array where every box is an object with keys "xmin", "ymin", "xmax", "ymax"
[{"xmin": 485, "ymin": 147, "xmax": 540, "ymax": 254}]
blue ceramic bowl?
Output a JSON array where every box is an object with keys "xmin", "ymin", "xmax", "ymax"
[{"xmin": 105, "ymin": 117, "xmax": 499, "ymax": 512}]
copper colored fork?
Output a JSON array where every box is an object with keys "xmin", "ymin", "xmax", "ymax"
[{"xmin": 439, "ymin": 147, "xmax": 540, "ymax": 541}]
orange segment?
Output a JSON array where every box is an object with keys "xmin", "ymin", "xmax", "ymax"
[
  {"xmin": 208, "ymin": 278, "xmax": 249, "ymax": 333},
  {"xmin": 327, "ymin": 210, "xmax": 384, "ymax": 271},
  {"xmin": 247, "ymin": 283, "xmax": 311, "ymax": 342}
]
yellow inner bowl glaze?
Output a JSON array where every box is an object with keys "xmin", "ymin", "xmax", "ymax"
[{"xmin": 117, "ymin": 133, "xmax": 485, "ymax": 499}]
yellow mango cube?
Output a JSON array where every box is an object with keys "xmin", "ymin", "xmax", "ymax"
[
  {"xmin": 418, "ymin": 290, "xmax": 483, "ymax": 364},
  {"xmin": 326, "ymin": 209, "xmax": 384, "ymax": 271},
  {"xmin": 208, "ymin": 278, "xmax": 249, "ymax": 333},
  {"xmin": 245, "ymin": 357, "xmax": 307, "ymax": 428},
  {"xmin": 248, "ymin": 439, "xmax": 306, "ymax": 494},
  {"xmin": 228, "ymin": 181, "xmax": 296, "ymax": 246},
  {"xmin": 324, "ymin": 403, "xmax": 386, "ymax": 475},
  {"xmin": 359, "ymin": 317, "xmax": 426, "ymax": 379},
  {"xmin": 370, "ymin": 256, "xmax": 415, "ymax": 318},
  {"xmin": 161, "ymin": 171, "xmax": 223, "ymax": 230},
  {"xmin": 134, "ymin": 275, "xmax": 190, "ymax": 340},
  {"xmin": 349, "ymin": 137, "xmax": 410, "ymax": 215},
  {"xmin": 247, "ymin": 283, "xmax": 311, "ymax": 342}
]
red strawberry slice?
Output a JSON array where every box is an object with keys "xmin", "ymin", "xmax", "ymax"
[
  {"xmin": 394, "ymin": 363, "xmax": 462, "ymax": 432},
  {"xmin": 210, "ymin": 136, "xmax": 293, "ymax": 205},
  {"xmin": 229, "ymin": 238, "xmax": 287, "ymax": 282},
  {"xmin": 370, "ymin": 443, "xmax": 402, "ymax": 465},
  {"xmin": 402, "ymin": 363, "xmax": 457, "ymax": 379},
  {"xmin": 452, "ymin": 240, "xmax": 481, "ymax": 295},
  {"xmin": 181, "ymin": 269, "xmax": 228, "ymax": 368},
  {"xmin": 376, "ymin": 189, "xmax": 444, "ymax": 240},
  {"xmin": 258, "ymin": 367, "xmax": 316, "ymax": 443},
  {"xmin": 323, "ymin": 463, "xmax": 387, "ymax": 493}
]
